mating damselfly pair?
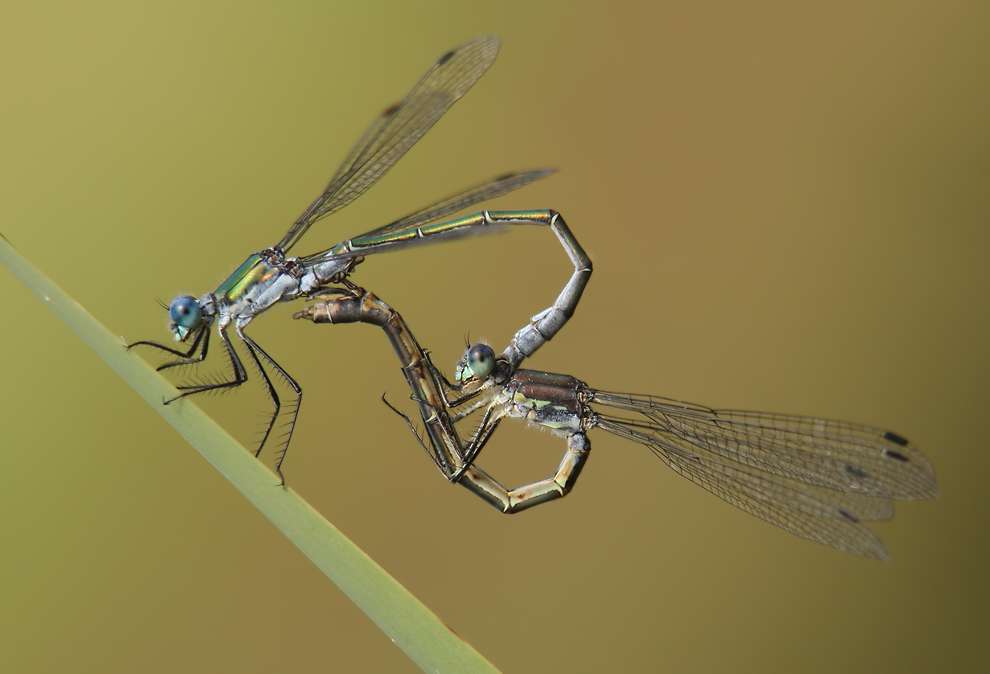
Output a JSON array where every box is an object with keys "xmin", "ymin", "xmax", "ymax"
[
  {"xmin": 128, "ymin": 37, "xmax": 586, "ymax": 483},
  {"xmin": 132, "ymin": 37, "xmax": 937, "ymax": 559}
]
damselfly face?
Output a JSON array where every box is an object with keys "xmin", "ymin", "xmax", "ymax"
[
  {"xmin": 455, "ymin": 343, "xmax": 496, "ymax": 386},
  {"xmin": 167, "ymin": 295, "xmax": 204, "ymax": 341}
]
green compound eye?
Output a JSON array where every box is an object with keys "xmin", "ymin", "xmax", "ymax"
[{"xmin": 465, "ymin": 343, "xmax": 495, "ymax": 377}]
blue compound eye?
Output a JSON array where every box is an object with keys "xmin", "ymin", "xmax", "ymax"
[
  {"xmin": 465, "ymin": 343, "xmax": 495, "ymax": 378},
  {"xmin": 169, "ymin": 295, "xmax": 203, "ymax": 331}
]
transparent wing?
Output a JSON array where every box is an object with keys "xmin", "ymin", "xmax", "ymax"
[
  {"xmin": 591, "ymin": 391, "xmax": 938, "ymax": 501},
  {"xmin": 357, "ymin": 169, "xmax": 555, "ymax": 239},
  {"xmin": 298, "ymin": 169, "xmax": 555, "ymax": 264},
  {"xmin": 596, "ymin": 418, "xmax": 893, "ymax": 560},
  {"xmin": 278, "ymin": 36, "xmax": 501, "ymax": 253}
]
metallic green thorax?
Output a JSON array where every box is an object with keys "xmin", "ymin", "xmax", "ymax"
[{"xmin": 215, "ymin": 254, "xmax": 279, "ymax": 303}]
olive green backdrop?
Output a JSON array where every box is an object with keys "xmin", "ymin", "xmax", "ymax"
[{"xmin": 1, "ymin": 1, "xmax": 986, "ymax": 672}]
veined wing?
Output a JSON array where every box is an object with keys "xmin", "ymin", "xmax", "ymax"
[
  {"xmin": 278, "ymin": 36, "xmax": 501, "ymax": 253},
  {"xmin": 298, "ymin": 169, "xmax": 555, "ymax": 264},
  {"xmin": 357, "ymin": 169, "xmax": 555, "ymax": 239},
  {"xmin": 596, "ymin": 418, "xmax": 892, "ymax": 560},
  {"xmin": 591, "ymin": 391, "xmax": 938, "ymax": 501}
]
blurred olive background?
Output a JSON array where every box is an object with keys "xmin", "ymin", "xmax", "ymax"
[{"xmin": 2, "ymin": 1, "xmax": 986, "ymax": 672}]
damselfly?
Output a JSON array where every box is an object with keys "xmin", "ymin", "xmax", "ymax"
[
  {"xmin": 128, "ymin": 37, "xmax": 590, "ymax": 482},
  {"xmin": 295, "ymin": 286, "xmax": 938, "ymax": 560}
]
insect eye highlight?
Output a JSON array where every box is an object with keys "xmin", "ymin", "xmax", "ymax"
[
  {"xmin": 465, "ymin": 343, "xmax": 495, "ymax": 377},
  {"xmin": 169, "ymin": 295, "xmax": 203, "ymax": 330}
]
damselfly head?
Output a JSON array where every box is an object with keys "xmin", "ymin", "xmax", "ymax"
[
  {"xmin": 456, "ymin": 343, "xmax": 495, "ymax": 384},
  {"xmin": 168, "ymin": 295, "xmax": 204, "ymax": 341}
]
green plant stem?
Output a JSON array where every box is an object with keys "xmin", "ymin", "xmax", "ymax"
[{"xmin": 0, "ymin": 234, "xmax": 501, "ymax": 674}]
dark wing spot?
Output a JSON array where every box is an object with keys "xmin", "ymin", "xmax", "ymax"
[
  {"xmin": 882, "ymin": 431, "xmax": 909, "ymax": 446},
  {"xmin": 845, "ymin": 465, "xmax": 869, "ymax": 479},
  {"xmin": 838, "ymin": 508, "xmax": 860, "ymax": 523},
  {"xmin": 883, "ymin": 449, "xmax": 910, "ymax": 462},
  {"xmin": 437, "ymin": 50, "xmax": 455, "ymax": 66},
  {"xmin": 382, "ymin": 102, "xmax": 400, "ymax": 116}
]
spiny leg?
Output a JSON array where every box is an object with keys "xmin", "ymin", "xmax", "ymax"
[
  {"xmin": 449, "ymin": 403, "xmax": 504, "ymax": 482},
  {"xmin": 126, "ymin": 327, "xmax": 209, "ymax": 371},
  {"xmin": 133, "ymin": 322, "xmax": 277, "ymax": 459},
  {"xmin": 237, "ymin": 334, "xmax": 282, "ymax": 460},
  {"xmin": 393, "ymin": 356, "xmax": 492, "ymax": 480},
  {"xmin": 237, "ymin": 327, "xmax": 301, "ymax": 486},
  {"xmin": 447, "ymin": 396, "xmax": 487, "ymax": 423},
  {"xmin": 166, "ymin": 325, "xmax": 248, "ymax": 403},
  {"xmin": 381, "ymin": 394, "xmax": 445, "ymax": 472}
]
